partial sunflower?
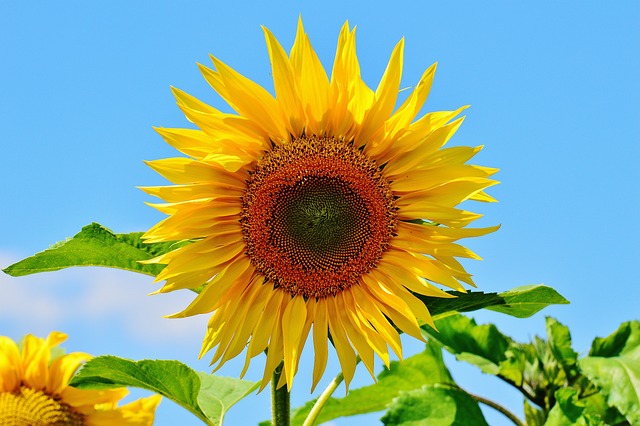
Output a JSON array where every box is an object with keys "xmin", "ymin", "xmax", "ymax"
[
  {"xmin": 0, "ymin": 332, "xmax": 161, "ymax": 426},
  {"xmin": 142, "ymin": 19, "xmax": 498, "ymax": 391}
]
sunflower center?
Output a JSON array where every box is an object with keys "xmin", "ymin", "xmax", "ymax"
[
  {"xmin": 0, "ymin": 387, "xmax": 84, "ymax": 426},
  {"xmin": 241, "ymin": 136, "xmax": 397, "ymax": 298}
]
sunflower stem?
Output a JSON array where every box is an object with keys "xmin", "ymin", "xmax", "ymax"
[
  {"xmin": 272, "ymin": 361, "xmax": 290, "ymax": 426},
  {"xmin": 303, "ymin": 371, "xmax": 344, "ymax": 426}
]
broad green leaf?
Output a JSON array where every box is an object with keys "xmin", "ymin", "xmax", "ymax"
[
  {"xmin": 422, "ymin": 315, "xmax": 512, "ymax": 376},
  {"xmin": 288, "ymin": 342, "xmax": 454, "ymax": 426},
  {"xmin": 2, "ymin": 223, "xmax": 186, "ymax": 277},
  {"xmin": 579, "ymin": 345, "xmax": 640, "ymax": 425},
  {"xmin": 589, "ymin": 321, "xmax": 640, "ymax": 357},
  {"xmin": 487, "ymin": 284, "xmax": 569, "ymax": 318},
  {"xmin": 70, "ymin": 356, "xmax": 258, "ymax": 426},
  {"xmin": 381, "ymin": 384, "xmax": 488, "ymax": 426}
]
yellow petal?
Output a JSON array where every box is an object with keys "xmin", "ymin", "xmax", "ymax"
[
  {"xmin": 242, "ymin": 289, "xmax": 286, "ymax": 377},
  {"xmin": 311, "ymin": 297, "xmax": 329, "ymax": 392},
  {"xmin": 392, "ymin": 176, "xmax": 498, "ymax": 200},
  {"xmin": 394, "ymin": 230, "xmax": 482, "ymax": 260},
  {"xmin": 350, "ymin": 284, "xmax": 403, "ymax": 359},
  {"xmin": 343, "ymin": 289, "xmax": 390, "ymax": 369},
  {"xmin": 386, "ymin": 63, "xmax": 437, "ymax": 136},
  {"xmin": 397, "ymin": 221, "xmax": 500, "ymax": 243},
  {"xmin": 47, "ymin": 352, "xmax": 91, "ymax": 395},
  {"xmin": 171, "ymin": 87, "xmax": 266, "ymax": 145},
  {"xmin": 166, "ymin": 256, "xmax": 254, "ymax": 318},
  {"xmin": 259, "ymin": 296, "xmax": 287, "ymax": 391},
  {"xmin": 212, "ymin": 277, "xmax": 270, "ymax": 367},
  {"xmin": 382, "ymin": 249, "xmax": 465, "ymax": 291},
  {"xmin": 139, "ymin": 183, "xmax": 243, "ymax": 203},
  {"xmin": 385, "ymin": 106, "xmax": 468, "ymax": 158},
  {"xmin": 144, "ymin": 158, "xmax": 247, "ymax": 186},
  {"xmin": 282, "ymin": 295, "xmax": 307, "ymax": 389},
  {"xmin": 326, "ymin": 297, "xmax": 357, "ymax": 391},
  {"xmin": 290, "ymin": 17, "xmax": 331, "ymax": 136},
  {"xmin": 143, "ymin": 204, "xmax": 241, "ymax": 243},
  {"xmin": 84, "ymin": 394, "xmax": 161, "ymax": 426},
  {"xmin": 370, "ymin": 269, "xmax": 438, "ymax": 329},
  {"xmin": 396, "ymin": 200, "xmax": 483, "ymax": 227},
  {"xmin": 330, "ymin": 22, "xmax": 374, "ymax": 130},
  {"xmin": 201, "ymin": 57, "xmax": 287, "ymax": 140},
  {"xmin": 153, "ymin": 239, "xmax": 244, "ymax": 280},
  {"xmin": 362, "ymin": 274, "xmax": 425, "ymax": 341},
  {"xmin": 384, "ymin": 118, "xmax": 464, "ymax": 177},
  {"xmin": 356, "ymin": 38, "xmax": 404, "ymax": 147},
  {"xmin": 367, "ymin": 63, "xmax": 437, "ymax": 159},
  {"xmin": 0, "ymin": 337, "xmax": 22, "ymax": 392},
  {"xmin": 62, "ymin": 386, "xmax": 129, "ymax": 408},
  {"xmin": 263, "ymin": 26, "xmax": 305, "ymax": 136}
]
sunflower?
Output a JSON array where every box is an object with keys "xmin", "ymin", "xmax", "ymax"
[
  {"xmin": 0, "ymin": 332, "xmax": 161, "ymax": 425},
  {"xmin": 142, "ymin": 19, "xmax": 498, "ymax": 392}
]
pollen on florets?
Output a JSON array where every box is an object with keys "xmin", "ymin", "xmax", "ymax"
[
  {"xmin": 240, "ymin": 136, "xmax": 397, "ymax": 298},
  {"xmin": 0, "ymin": 387, "xmax": 85, "ymax": 426}
]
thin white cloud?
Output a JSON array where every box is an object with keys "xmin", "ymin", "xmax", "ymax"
[{"xmin": 0, "ymin": 252, "xmax": 207, "ymax": 344}]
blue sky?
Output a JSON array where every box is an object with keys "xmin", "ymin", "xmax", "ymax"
[{"xmin": 1, "ymin": 1, "xmax": 638, "ymax": 425}]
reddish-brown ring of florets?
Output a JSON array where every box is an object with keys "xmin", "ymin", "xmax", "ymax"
[{"xmin": 240, "ymin": 136, "xmax": 397, "ymax": 299}]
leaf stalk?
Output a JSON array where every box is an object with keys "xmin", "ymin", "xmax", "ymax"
[
  {"xmin": 467, "ymin": 391, "xmax": 525, "ymax": 426},
  {"xmin": 302, "ymin": 372, "xmax": 344, "ymax": 426}
]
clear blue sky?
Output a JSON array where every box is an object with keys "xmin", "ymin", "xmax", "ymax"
[{"xmin": 1, "ymin": 1, "xmax": 638, "ymax": 425}]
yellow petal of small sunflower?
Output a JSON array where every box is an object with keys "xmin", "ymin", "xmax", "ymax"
[
  {"xmin": 143, "ymin": 19, "xmax": 498, "ymax": 392},
  {"xmin": 0, "ymin": 332, "xmax": 160, "ymax": 425}
]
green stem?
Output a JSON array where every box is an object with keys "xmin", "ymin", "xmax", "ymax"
[
  {"xmin": 272, "ymin": 361, "xmax": 290, "ymax": 426},
  {"xmin": 468, "ymin": 392, "xmax": 525, "ymax": 426},
  {"xmin": 303, "ymin": 371, "xmax": 344, "ymax": 426}
]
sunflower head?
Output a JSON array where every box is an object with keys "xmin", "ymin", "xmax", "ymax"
[
  {"xmin": 0, "ymin": 332, "xmax": 161, "ymax": 425},
  {"xmin": 142, "ymin": 19, "xmax": 498, "ymax": 391}
]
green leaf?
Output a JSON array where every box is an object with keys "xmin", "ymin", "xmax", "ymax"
[
  {"xmin": 546, "ymin": 317, "xmax": 578, "ymax": 367},
  {"xmin": 422, "ymin": 315, "xmax": 512, "ymax": 376},
  {"xmin": 422, "ymin": 314, "xmax": 576, "ymax": 409},
  {"xmin": 2, "ymin": 223, "xmax": 186, "ymax": 277},
  {"xmin": 289, "ymin": 342, "xmax": 454, "ymax": 426},
  {"xmin": 524, "ymin": 400, "xmax": 547, "ymax": 426},
  {"xmin": 381, "ymin": 384, "xmax": 488, "ymax": 426},
  {"xmin": 416, "ymin": 285, "xmax": 568, "ymax": 323},
  {"xmin": 70, "ymin": 356, "xmax": 258, "ymax": 426},
  {"xmin": 195, "ymin": 372, "xmax": 259, "ymax": 424},
  {"xmin": 415, "ymin": 291, "xmax": 505, "ymax": 320},
  {"xmin": 544, "ymin": 388, "xmax": 606, "ymax": 426},
  {"xmin": 486, "ymin": 285, "xmax": 569, "ymax": 318},
  {"xmin": 579, "ymin": 345, "xmax": 640, "ymax": 425},
  {"xmin": 589, "ymin": 321, "xmax": 640, "ymax": 357},
  {"xmin": 544, "ymin": 388, "xmax": 587, "ymax": 426}
]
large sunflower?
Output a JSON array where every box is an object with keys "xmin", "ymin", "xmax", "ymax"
[
  {"xmin": 0, "ymin": 332, "xmax": 160, "ymax": 425},
  {"xmin": 142, "ymin": 19, "xmax": 498, "ymax": 391}
]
